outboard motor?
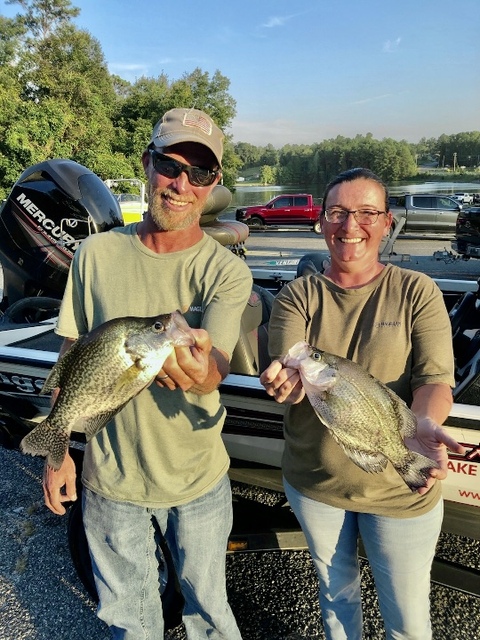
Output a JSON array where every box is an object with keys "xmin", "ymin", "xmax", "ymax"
[{"xmin": 0, "ymin": 159, "xmax": 123, "ymax": 308}]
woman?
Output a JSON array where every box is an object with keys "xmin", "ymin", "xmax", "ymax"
[{"xmin": 260, "ymin": 168, "xmax": 465, "ymax": 640}]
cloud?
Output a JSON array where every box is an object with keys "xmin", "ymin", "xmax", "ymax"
[
  {"xmin": 263, "ymin": 15, "xmax": 290, "ymax": 28},
  {"xmin": 353, "ymin": 93, "xmax": 392, "ymax": 105},
  {"xmin": 262, "ymin": 12, "xmax": 307, "ymax": 28},
  {"xmin": 383, "ymin": 37, "xmax": 402, "ymax": 53}
]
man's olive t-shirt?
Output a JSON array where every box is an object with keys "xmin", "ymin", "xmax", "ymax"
[{"xmin": 56, "ymin": 225, "xmax": 253, "ymax": 507}]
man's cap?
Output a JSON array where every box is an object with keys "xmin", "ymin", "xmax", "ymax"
[{"xmin": 150, "ymin": 108, "xmax": 224, "ymax": 168}]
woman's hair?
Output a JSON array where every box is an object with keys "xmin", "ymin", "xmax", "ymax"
[{"xmin": 321, "ymin": 168, "xmax": 389, "ymax": 213}]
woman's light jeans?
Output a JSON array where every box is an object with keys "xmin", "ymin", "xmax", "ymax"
[
  {"xmin": 284, "ymin": 478, "xmax": 443, "ymax": 640},
  {"xmin": 82, "ymin": 474, "xmax": 242, "ymax": 640}
]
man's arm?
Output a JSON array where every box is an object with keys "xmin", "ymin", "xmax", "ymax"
[{"xmin": 43, "ymin": 337, "xmax": 78, "ymax": 515}]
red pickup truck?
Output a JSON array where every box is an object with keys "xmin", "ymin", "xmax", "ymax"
[{"xmin": 235, "ymin": 193, "xmax": 322, "ymax": 234}]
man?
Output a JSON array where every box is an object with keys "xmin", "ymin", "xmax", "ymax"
[{"xmin": 44, "ymin": 108, "xmax": 252, "ymax": 639}]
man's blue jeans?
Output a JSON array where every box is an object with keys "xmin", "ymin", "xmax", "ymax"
[
  {"xmin": 284, "ymin": 478, "xmax": 443, "ymax": 640},
  {"xmin": 82, "ymin": 474, "xmax": 242, "ymax": 639}
]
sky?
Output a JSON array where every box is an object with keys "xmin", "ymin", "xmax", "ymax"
[{"xmin": 2, "ymin": 0, "xmax": 479, "ymax": 147}]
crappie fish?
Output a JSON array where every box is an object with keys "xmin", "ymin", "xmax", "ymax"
[
  {"xmin": 283, "ymin": 341, "xmax": 439, "ymax": 491},
  {"xmin": 20, "ymin": 311, "xmax": 194, "ymax": 470}
]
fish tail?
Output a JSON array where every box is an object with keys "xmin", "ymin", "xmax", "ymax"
[
  {"xmin": 20, "ymin": 420, "xmax": 69, "ymax": 471},
  {"xmin": 394, "ymin": 452, "xmax": 440, "ymax": 492}
]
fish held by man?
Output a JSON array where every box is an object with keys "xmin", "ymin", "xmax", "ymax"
[
  {"xmin": 283, "ymin": 341, "xmax": 439, "ymax": 491},
  {"xmin": 20, "ymin": 311, "xmax": 195, "ymax": 470}
]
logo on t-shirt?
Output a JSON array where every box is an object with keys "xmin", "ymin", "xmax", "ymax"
[{"xmin": 375, "ymin": 321, "xmax": 401, "ymax": 328}]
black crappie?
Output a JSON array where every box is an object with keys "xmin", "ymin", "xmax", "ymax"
[
  {"xmin": 20, "ymin": 311, "xmax": 194, "ymax": 470},
  {"xmin": 283, "ymin": 341, "xmax": 439, "ymax": 491}
]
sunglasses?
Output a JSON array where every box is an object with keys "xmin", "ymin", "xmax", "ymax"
[{"xmin": 149, "ymin": 150, "xmax": 219, "ymax": 187}]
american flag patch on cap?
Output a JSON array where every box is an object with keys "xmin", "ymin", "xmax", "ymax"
[{"xmin": 183, "ymin": 112, "xmax": 213, "ymax": 136}]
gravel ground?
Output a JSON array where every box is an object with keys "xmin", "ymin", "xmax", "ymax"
[{"xmin": 1, "ymin": 447, "xmax": 479, "ymax": 640}]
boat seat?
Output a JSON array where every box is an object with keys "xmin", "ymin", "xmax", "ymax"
[
  {"xmin": 231, "ymin": 252, "xmax": 329, "ymax": 377},
  {"xmin": 296, "ymin": 252, "xmax": 330, "ymax": 277},
  {"xmin": 230, "ymin": 284, "xmax": 274, "ymax": 376},
  {"xmin": 453, "ymin": 344, "xmax": 480, "ymax": 404},
  {"xmin": 449, "ymin": 285, "xmax": 480, "ymax": 403}
]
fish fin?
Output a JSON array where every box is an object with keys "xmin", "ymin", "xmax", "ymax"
[
  {"xmin": 40, "ymin": 345, "xmax": 79, "ymax": 394},
  {"xmin": 20, "ymin": 419, "xmax": 69, "ymax": 471},
  {"xmin": 41, "ymin": 361, "xmax": 63, "ymax": 394},
  {"xmin": 339, "ymin": 443, "xmax": 389, "ymax": 474},
  {"xmin": 81, "ymin": 404, "xmax": 130, "ymax": 440},
  {"xmin": 393, "ymin": 452, "xmax": 439, "ymax": 492},
  {"xmin": 113, "ymin": 365, "xmax": 143, "ymax": 394}
]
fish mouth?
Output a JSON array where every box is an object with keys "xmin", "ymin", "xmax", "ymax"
[{"xmin": 169, "ymin": 310, "xmax": 196, "ymax": 346}]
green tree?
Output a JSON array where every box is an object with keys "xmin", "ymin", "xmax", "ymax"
[
  {"xmin": 0, "ymin": 1, "xmax": 240, "ymax": 198},
  {"xmin": 259, "ymin": 143, "xmax": 278, "ymax": 166},
  {"xmin": 6, "ymin": 0, "xmax": 80, "ymax": 38},
  {"xmin": 112, "ymin": 68, "xmax": 238, "ymax": 181},
  {"xmin": 0, "ymin": 0, "xmax": 123, "ymax": 194},
  {"xmin": 234, "ymin": 142, "xmax": 262, "ymax": 168},
  {"xmin": 221, "ymin": 138, "xmax": 243, "ymax": 190},
  {"xmin": 259, "ymin": 165, "xmax": 276, "ymax": 185}
]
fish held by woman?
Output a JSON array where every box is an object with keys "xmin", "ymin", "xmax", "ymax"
[
  {"xmin": 283, "ymin": 341, "xmax": 439, "ymax": 491},
  {"xmin": 20, "ymin": 311, "xmax": 194, "ymax": 470}
]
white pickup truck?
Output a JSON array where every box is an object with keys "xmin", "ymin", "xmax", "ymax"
[{"xmin": 453, "ymin": 192, "xmax": 474, "ymax": 205}]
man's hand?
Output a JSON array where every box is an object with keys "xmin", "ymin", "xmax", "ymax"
[
  {"xmin": 155, "ymin": 329, "xmax": 228, "ymax": 394},
  {"xmin": 260, "ymin": 360, "xmax": 305, "ymax": 405},
  {"xmin": 43, "ymin": 452, "xmax": 77, "ymax": 515}
]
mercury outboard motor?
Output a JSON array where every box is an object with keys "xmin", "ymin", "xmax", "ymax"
[{"xmin": 0, "ymin": 159, "xmax": 123, "ymax": 308}]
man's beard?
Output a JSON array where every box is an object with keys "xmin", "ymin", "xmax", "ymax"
[{"xmin": 148, "ymin": 187, "xmax": 202, "ymax": 231}]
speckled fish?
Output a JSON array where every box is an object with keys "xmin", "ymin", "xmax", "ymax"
[
  {"xmin": 20, "ymin": 311, "xmax": 194, "ymax": 470},
  {"xmin": 283, "ymin": 341, "xmax": 439, "ymax": 491}
]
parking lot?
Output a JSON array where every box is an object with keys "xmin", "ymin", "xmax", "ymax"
[{"xmin": 242, "ymin": 228, "xmax": 480, "ymax": 281}]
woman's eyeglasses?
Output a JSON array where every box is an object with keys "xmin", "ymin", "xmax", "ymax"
[
  {"xmin": 149, "ymin": 150, "xmax": 219, "ymax": 187},
  {"xmin": 324, "ymin": 207, "xmax": 386, "ymax": 225}
]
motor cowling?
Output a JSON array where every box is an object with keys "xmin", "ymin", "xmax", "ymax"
[{"xmin": 0, "ymin": 159, "xmax": 124, "ymax": 307}]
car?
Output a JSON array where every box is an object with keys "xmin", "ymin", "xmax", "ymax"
[
  {"xmin": 388, "ymin": 195, "xmax": 405, "ymax": 208},
  {"xmin": 389, "ymin": 194, "xmax": 462, "ymax": 233},
  {"xmin": 235, "ymin": 194, "xmax": 322, "ymax": 234},
  {"xmin": 451, "ymin": 206, "xmax": 480, "ymax": 258},
  {"xmin": 452, "ymin": 193, "xmax": 474, "ymax": 205},
  {"xmin": 115, "ymin": 193, "xmax": 147, "ymax": 224}
]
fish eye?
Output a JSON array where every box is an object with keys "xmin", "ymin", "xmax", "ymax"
[
  {"xmin": 312, "ymin": 351, "xmax": 322, "ymax": 360},
  {"xmin": 153, "ymin": 321, "xmax": 165, "ymax": 331}
]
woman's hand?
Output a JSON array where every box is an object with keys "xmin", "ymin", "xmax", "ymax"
[{"xmin": 405, "ymin": 416, "xmax": 466, "ymax": 495}]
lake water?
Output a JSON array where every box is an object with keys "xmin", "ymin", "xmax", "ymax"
[{"xmin": 226, "ymin": 180, "xmax": 480, "ymax": 213}]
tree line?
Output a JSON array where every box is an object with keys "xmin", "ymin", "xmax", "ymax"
[
  {"xmin": 0, "ymin": 0, "xmax": 479, "ymax": 201},
  {"xmin": 234, "ymin": 131, "xmax": 480, "ymax": 187}
]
